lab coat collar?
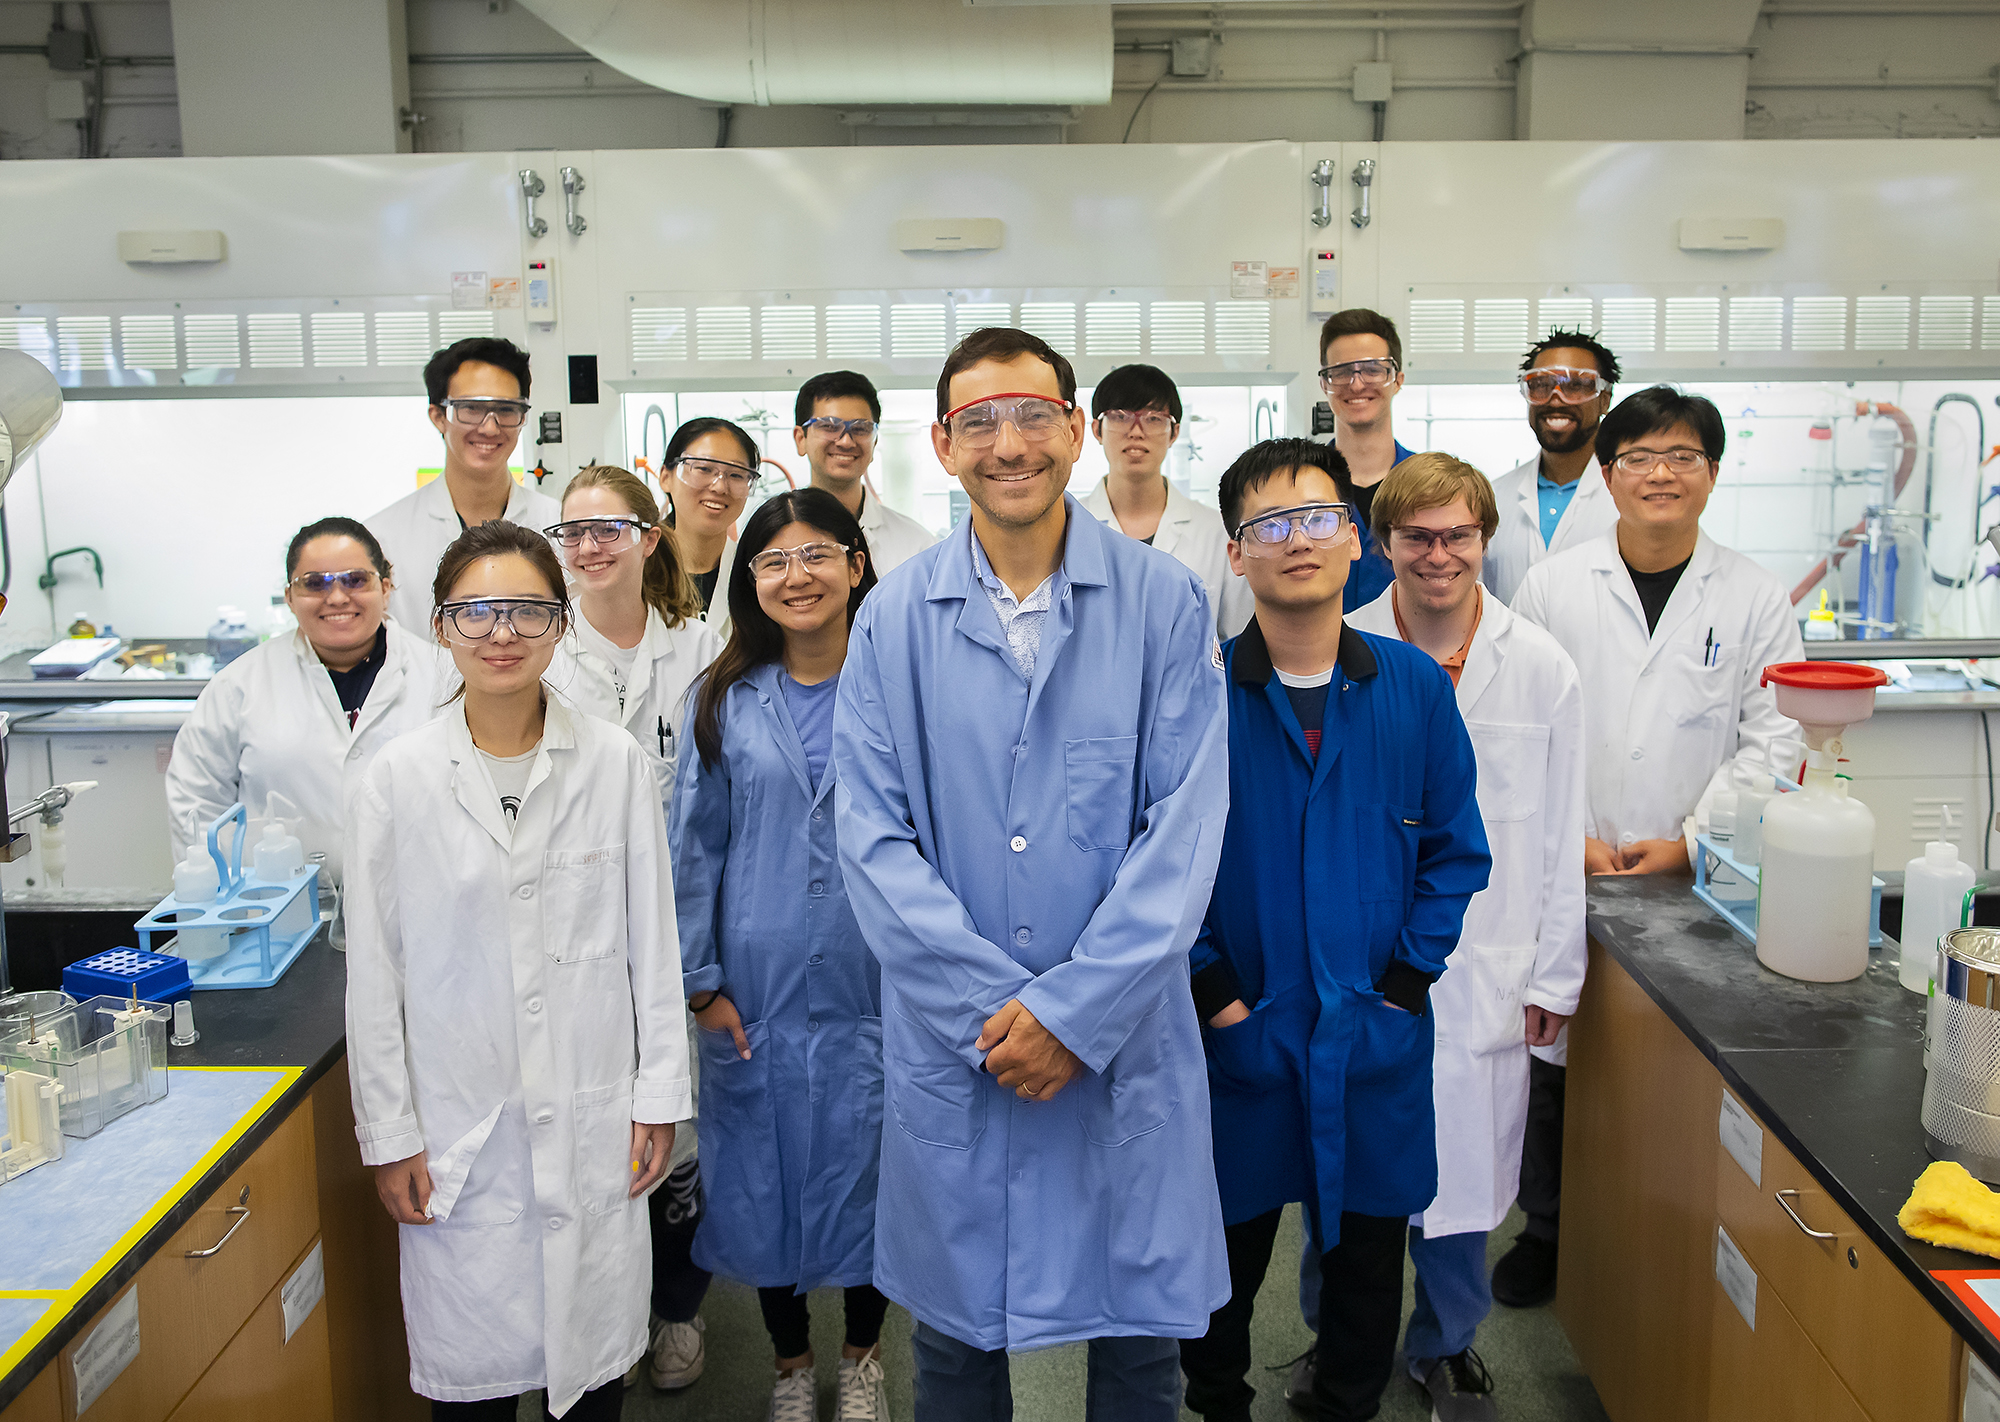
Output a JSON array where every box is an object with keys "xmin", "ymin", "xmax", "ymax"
[
  {"xmin": 745, "ymin": 660, "xmax": 836, "ymax": 807},
  {"xmin": 1583, "ymin": 526, "xmax": 1720, "ymax": 649},
  {"xmin": 1229, "ymin": 616, "xmax": 1378, "ymax": 687},
  {"xmin": 926, "ymin": 494, "xmax": 1110, "ymax": 602},
  {"xmin": 416, "ymin": 469, "xmax": 547, "ymax": 528},
  {"xmin": 1079, "ymin": 477, "xmax": 1204, "ymax": 559},
  {"xmin": 571, "ymin": 607, "xmax": 674, "ymax": 724},
  {"xmin": 1347, "ymin": 583, "xmax": 1507, "ymax": 708},
  {"xmin": 443, "ymin": 688, "xmax": 577, "ymax": 850}
]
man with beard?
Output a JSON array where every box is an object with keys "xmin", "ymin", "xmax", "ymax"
[{"xmin": 1481, "ymin": 331, "xmax": 1621, "ymax": 604}]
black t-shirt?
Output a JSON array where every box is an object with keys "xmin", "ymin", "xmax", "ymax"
[
  {"xmin": 1347, "ymin": 481, "xmax": 1378, "ymax": 532},
  {"xmin": 691, "ymin": 566, "xmax": 720, "ymax": 615},
  {"xmin": 325, "ymin": 626, "xmax": 389, "ymax": 729},
  {"xmin": 1625, "ymin": 553, "xmax": 1692, "ymax": 635}
]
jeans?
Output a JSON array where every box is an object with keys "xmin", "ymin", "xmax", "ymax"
[
  {"xmin": 1404, "ymin": 1227, "xmax": 1491, "ymax": 1363},
  {"xmin": 1518, "ymin": 1057, "xmax": 1566, "ymax": 1243},
  {"xmin": 912, "ymin": 1320, "xmax": 1181, "ymax": 1422},
  {"xmin": 429, "ymin": 1377, "xmax": 623, "ymax": 1421},
  {"xmin": 648, "ymin": 1157, "xmax": 712, "ymax": 1323},
  {"xmin": 759, "ymin": 1284, "xmax": 891, "ymax": 1358}
]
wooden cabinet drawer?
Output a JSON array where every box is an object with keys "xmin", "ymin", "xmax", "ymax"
[
  {"xmin": 1714, "ymin": 1099, "xmax": 1959, "ymax": 1422},
  {"xmin": 1708, "ymin": 1273, "xmax": 1870, "ymax": 1422},
  {"xmin": 57, "ymin": 1094, "xmax": 321, "ymax": 1422},
  {"xmin": 164, "ymin": 1238, "xmax": 332, "ymax": 1422}
]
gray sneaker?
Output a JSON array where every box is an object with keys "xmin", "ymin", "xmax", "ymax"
[
  {"xmin": 1409, "ymin": 1348, "xmax": 1498, "ymax": 1421},
  {"xmin": 1284, "ymin": 1347, "xmax": 1316, "ymax": 1413}
]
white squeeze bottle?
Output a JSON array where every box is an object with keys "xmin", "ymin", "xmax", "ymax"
[
  {"xmin": 1902, "ymin": 819, "xmax": 1976, "ymax": 993},
  {"xmin": 1733, "ymin": 759, "xmax": 1777, "ymax": 868},
  {"xmin": 173, "ymin": 829, "xmax": 226, "ymax": 961},
  {"xmin": 252, "ymin": 817, "xmax": 304, "ymax": 881}
]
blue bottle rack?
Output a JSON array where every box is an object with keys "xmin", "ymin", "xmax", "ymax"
[
  {"xmin": 134, "ymin": 804, "xmax": 321, "ymax": 991},
  {"xmin": 1693, "ymin": 833, "xmax": 1884, "ymax": 949}
]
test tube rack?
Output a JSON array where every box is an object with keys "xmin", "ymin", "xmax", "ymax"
[
  {"xmin": 134, "ymin": 804, "xmax": 320, "ymax": 991},
  {"xmin": 0, "ymin": 994, "xmax": 170, "ymax": 1140},
  {"xmin": 1693, "ymin": 832, "xmax": 1885, "ymax": 950},
  {"xmin": 0, "ymin": 1066, "xmax": 64, "ymax": 1181}
]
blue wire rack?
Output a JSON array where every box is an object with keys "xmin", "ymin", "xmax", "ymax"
[
  {"xmin": 1693, "ymin": 832, "xmax": 1884, "ymax": 949},
  {"xmin": 133, "ymin": 804, "xmax": 321, "ymax": 991}
]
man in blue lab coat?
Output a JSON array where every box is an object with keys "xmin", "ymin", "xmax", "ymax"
[
  {"xmin": 834, "ymin": 326, "xmax": 1231, "ymax": 1421},
  {"xmin": 1177, "ymin": 438, "xmax": 1490, "ymax": 1422}
]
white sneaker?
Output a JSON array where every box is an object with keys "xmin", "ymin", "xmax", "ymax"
[
  {"xmin": 768, "ymin": 1366, "xmax": 818, "ymax": 1422},
  {"xmin": 838, "ymin": 1352, "xmax": 888, "ymax": 1421},
  {"xmin": 650, "ymin": 1314, "xmax": 706, "ymax": 1390}
]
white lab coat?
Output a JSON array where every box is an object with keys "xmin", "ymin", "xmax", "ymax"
[
  {"xmin": 689, "ymin": 533, "xmax": 742, "ymax": 643},
  {"xmin": 548, "ymin": 609, "xmax": 722, "ymax": 808},
  {"xmin": 343, "ymin": 694, "xmax": 692, "ymax": 1414},
  {"xmin": 1348, "ymin": 589, "xmax": 1588, "ymax": 1235},
  {"xmin": 164, "ymin": 623, "xmax": 442, "ymax": 880},
  {"xmin": 857, "ymin": 489, "xmax": 939, "ymax": 576},
  {"xmin": 1080, "ymin": 477, "xmax": 1254, "ymax": 637},
  {"xmin": 366, "ymin": 474, "xmax": 562, "ymax": 632},
  {"xmin": 1481, "ymin": 456, "xmax": 1619, "ymax": 605}
]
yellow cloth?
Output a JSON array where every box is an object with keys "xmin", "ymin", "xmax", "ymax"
[{"xmin": 1899, "ymin": 1160, "xmax": 2000, "ymax": 1258}]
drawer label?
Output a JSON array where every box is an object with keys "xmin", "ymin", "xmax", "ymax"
[
  {"xmin": 1719, "ymin": 1091, "xmax": 1763, "ymax": 1188},
  {"xmin": 1715, "ymin": 1224, "xmax": 1757, "ymax": 1330},
  {"xmin": 72, "ymin": 1284, "xmax": 140, "ymax": 1414},
  {"xmin": 282, "ymin": 1240, "xmax": 325, "ymax": 1344}
]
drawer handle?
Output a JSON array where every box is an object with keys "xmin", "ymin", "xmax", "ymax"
[
  {"xmin": 185, "ymin": 1185, "xmax": 251, "ymax": 1259},
  {"xmin": 1775, "ymin": 1187, "xmax": 1835, "ymax": 1241}
]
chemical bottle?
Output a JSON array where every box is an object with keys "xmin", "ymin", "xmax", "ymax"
[
  {"xmin": 1755, "ymin": 741, "xmax": 1876, "ymax": 982},
  {"xmin": 205, "ymin": 607, "xmax": 257, "ymax": 670},
  {"xmin": 1709, "ymin": 787, "xmax": 1738, "ymax": 848},
  {"xmin": 1804, "ymin": 589, "xmax": 1839, "ymax": 642},
  {"xmin": 1902, "ymin": 838, "xmax": 1976, "ymax": 993},
  {"xmin": 263, "ymin": 594, "xmax": 295, "ymax": 642},
  {"xmin": 66, "ymin": 612, "xmax": 95, "ymax": 638},
  {"xmin": 1734, "ymin": 760, "xmax": 1777, "ymax": 868},
  {"xmin": 251, "ymin": 817, "xmax": 304, "ymax": 881},
  {"xmin": 172, "ymin": 839, "xmax": 227, "ymax": 962}
]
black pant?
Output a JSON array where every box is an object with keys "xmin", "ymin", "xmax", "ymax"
[
  {"xmin": 1180, "ymin": 1209, "xmax": 1406, "ymax": 1422},
  {"xmin": 648, "ymin": 1158, "xmax": 713, "ymax": 1323},
  {"xmin": 758, "ymin": 1283, "xmax": 891, "ymax": 1359},
  {"xmin": 430, "ymin": 1377, "xmax": 623, "ymax": 1421},
  {"xmin": 1518, "ymin": 1057, "xmax": 1566, "ymax": 1243}
]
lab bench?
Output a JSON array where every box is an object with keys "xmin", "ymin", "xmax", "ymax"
[
  {"xmin": 1560, "ymin": 875, "xmax": 1988, "ymax": 1422},
  {"xmin": 0, "ymin": 937, "xmax": 420, "ymax": 1422}
]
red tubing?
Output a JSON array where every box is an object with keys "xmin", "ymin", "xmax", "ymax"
[{"xmin": 1788, "ymin": 401, "xmax": 1918, "ymax": 606}]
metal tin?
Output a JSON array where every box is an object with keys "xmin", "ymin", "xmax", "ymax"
[{"xmin": 1939, "ymin": 927, "xmax": 2000, "ymax": 1008}]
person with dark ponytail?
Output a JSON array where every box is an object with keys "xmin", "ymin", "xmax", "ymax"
[
  {"xmin": 345, "ymin": 520, "xmax": 692, "ymax": 1421},
  {"xmin": 669, "ymin": 488, "xmax": 888, "ymax": 1422},
  {"xmin": 661, "ymin": 416, "xmax": 761, "ymax": 637}
]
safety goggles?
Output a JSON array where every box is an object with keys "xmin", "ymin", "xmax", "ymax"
[
  {"xmin": 1389, "ymin": 524, "xmax": 1483, "ymax": 556},
  {"xmin": 546, "ymin": 518, "xmax": 652, "ymax": 552},
  {"xmin": 673, "ymin": 456, "xmax": 758, "ymax": 493},
  {"xmin": 1096, "ymin": 409, "xmax": 1177, "ymax": 437},
  {"xmin": 435, "ymin": 598, "xmax": 565, "ymax": 644},
  {"xmin": 800, "ymin": 416, "xmax": 878, "ymax": 443},
  {"xmin": 288, "ymin": 569, "xmax": 380, "ymax": 597},
  {"xmin": 1518, "ymin": 366, "xmax": 1610, "ymax": 405},
  {"xmin": 940, "ymin": 393, "xmax": 1074, "ymax": 450},
  {"xmin": 1317, "ymin": 359, "xmax": 1399, "ymax": 392},
  {"xmin": 442, "ymin": 398, "xmax": 531, "ymax": 429},
  {"xmin": 1232, "ymin": 502, "xmax": 1353, "ymax": 553},
  {"xmin": 748, "ymin": 541, "xmax": 853, "ymax": 580},
  {"xmin": 1610, "ymin": 447, "xmax": 1710, "ymax": 477}
]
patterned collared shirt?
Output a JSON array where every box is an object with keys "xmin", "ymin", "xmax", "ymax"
[{"xmin": 970, "ymin": 526, "xmax": 1063, "ymax": 679}]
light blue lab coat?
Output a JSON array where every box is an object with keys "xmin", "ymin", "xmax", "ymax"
[
  {"xmin": 833, "ymin": 499, "xmax": 1231, "ymax": 1352},
  {"xmin": 670, "ymin": 662, "xmax": 883, "ymax": 1293}
]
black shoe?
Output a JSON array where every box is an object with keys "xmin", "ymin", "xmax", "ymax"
[
  {"xmin": 1282, "ymin": 1346, "xmax": 1316, "ymax": 1414},
  {"xmin": 1491, "ymin": 1232, "xmax": 1558, "ymax": 1308}
]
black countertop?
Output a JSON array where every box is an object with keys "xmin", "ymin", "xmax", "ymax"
[
  {"xmin": 0, "ymin": 934, "xmax": 349, "ymax": 1410},
  {"xmin": 1586, "ymin": 875, "xmax": 2000, "ymax": 1375}
]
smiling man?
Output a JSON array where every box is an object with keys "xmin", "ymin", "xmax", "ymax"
[
  {"xmin": 793, "ymin": 369, "xmax": 937, "ymax": 576},
  {"xmin": 832, "ymin": 327, "xmax": 1232, "ymax": 1420},
  {"xmin": 367, "ymin": 338, "xmax": 560, "ymax": 631},
  {"xmin": 1177, "ymin": 439, "xmax": 1488, "ymax": 1422},
  {"xmin": 1318, "ymin": 309, "xmax": 1415, "ymax": 613}
]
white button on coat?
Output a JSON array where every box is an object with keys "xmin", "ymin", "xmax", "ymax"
[{"xmin": 1009, "ymin": 836, "xmax": 1027, "ymax": 852}]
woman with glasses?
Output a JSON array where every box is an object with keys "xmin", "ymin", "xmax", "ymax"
[
  {"xmin": 165, "ymin": 516, "xmax": 442, "ymax": 886},
  {"xmin": 669, "ymin": 489, "xmax": 890, "ymax": 1422},
  {"xmin": 345, "ymin": 520, "xmax": 691, "ymax": 1422},
  {"xmin": 662, "ymin": 417, "xmax": 761, "ymax": 635}
]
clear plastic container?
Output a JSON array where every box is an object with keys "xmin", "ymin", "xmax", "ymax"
[
  {"xmin": 308, "ymin": 851, "xmax": 344, "ymax": 952},
  {"xmin": 0, "ymin": 995, "xmax": 170, "ymax": 1138},
  {"xmin": 1903, "ymin": 840, "xmax": 1977, "ymax": 993},
  {"xmin": 0, "ymin": 990, "xmax": 78, "ymax": 1051},
  {"xmin": 205, "ymin": 607, "xmax": 257, "ymax": 670},
  {"xmin": 1756, "ymin": 744, "xmax": 1876, "ymax": 983}
]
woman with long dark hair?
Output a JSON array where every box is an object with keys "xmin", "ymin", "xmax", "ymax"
[
  {"xmin": 661, "ymin": 416, "xmax": 760, "ymax": 635},
  {"xmin": 669, "ymin": 488, "xmax": 888, "ymax": 1422}
]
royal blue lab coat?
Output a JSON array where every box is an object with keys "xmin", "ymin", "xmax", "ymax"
[
  {"xmin": 833, "ymin": 500, "xmax": 1231, "ymax": 1352},
  {"xmin": 1189, "ymin": 619, "xmax": 1489, "ymax": 1243},
  {"xmin": 670, "ymin": 662, "xmax": 883, "ymax": 1294}
]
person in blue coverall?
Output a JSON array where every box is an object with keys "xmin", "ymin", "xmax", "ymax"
[
  {"xmin": 1176, "ymin": 437, "xmax": 1491, "ymax": 1422},
  {"xmin": 832, "ymin": 326, "xmax": 1232, "ymax": 1421},
  {"xmin": 671, "ymin": 488, "xmax": 893, "ymax": 1422},
  {"xmin": 1318, "ymin": 308, "xmax": 1415, "ymax": 611}
]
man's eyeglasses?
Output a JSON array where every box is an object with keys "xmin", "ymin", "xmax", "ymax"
[
  {"xmin": 1610, "ymin": 448, "xmax": 1710, "ymax": 477},
  {"xmin": 1232, "ymin": 502, "xmax": 1353, "ymax": 553},
  {"xmin": 748, "ymin": 541, "xmax": 853, "ymax": 580},
  {"xmin": 546, "ymin": 518, "xmax": 652, "ymax": 551},
  {"xmin": 288, "ymin": 569, "xmax": 381, "ymax": 597},
  {"xmin": 1519, "ymin": 367, "xmax": 1610, "ymax": 405},
  {"xmin": 801, "ymin": 417, "xmax": 878, "ymax": 443},
  {"xmin": 435, "ymin": 598, "xmax": 565, "ymax": 644},
  {"xmin": 1389, "ymin": 524, "xmax": 1483, "ymax": 555},
  {"xmin": 1317, "ymin": 359, "xmax": 1399, "ymax": 392},
  {"xmin": 940, "ymin": 394, "xmax": 1074, "ymax": 450},
  {"xmin": 674, "ymin": 457, "xmax": 758, "ymax": 493},
  {"xmin": 1096, "ymin": 409, "xmax": 1177, "ymax": 437},
  {"xmin": 442, "ymin": 399, "xmax": 530, "ymax": 429}
]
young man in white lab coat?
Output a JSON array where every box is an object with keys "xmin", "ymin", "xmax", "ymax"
[
  {"xmin": 1481, "ymin": 331, "xmax": 1623, "ymax": 603},
  {"xmin": 366, "ymin": 337, "xmax": 561, "ymax": 631},
  {"xmin": 1498, "ymin": 386, "xmax": 1803, "ymax": 1306},
  {"xmin": 1079, "ymin": 362, "xmax": 1254, "ymax": 637},
  {"xmin": 1346, "ymin": 453, "xmax": 1588, "ymax": 1422},
  {"xmin": 793, "ymin": 369, "xmax": 938, "ymax": 577}
]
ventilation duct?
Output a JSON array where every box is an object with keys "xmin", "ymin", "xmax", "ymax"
[{"xmin": 515, "ymin": 0, "xmax": 1113, "ymax": 107}]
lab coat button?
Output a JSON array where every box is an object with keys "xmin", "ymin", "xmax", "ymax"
[
  {"xmin": 809, "ymin": 954, "xmax": 824, "ymax": 964},
  {"xmin": 537, "ymin": 1109, "xmax": 553, "ymax": 1124},
  {"xmin": 808, "ymin": 1019, "xmax": 820, "ymax": 1032},
  {"xmin": 518, "ymin": 885, "xmax": 534, "ymax": 899},
  {"xmin": 813, "ymin": 810, "xmax": 823, "ymax": 820},
  {"xmin": 1009, "ymin": 836, "xmax": 1027, "ymax": 852},
  {"xmin": 809, "ymin": 880, "xmax": 824, "ymax": 896},
  {"xmin": 548, "ymin": 1217, "xmax": 562, "ymax": 1230},
  {"xmin": 1630, "ymin": 749, "xmax": 1644, "ymax": 761},
  {"xmin": 527, "ymin": 998, "xmax": 542, "ymax": 1013},
  {"xmin": 1014, "ymin": 928, "xmax": 1032, "ymax": 945}
]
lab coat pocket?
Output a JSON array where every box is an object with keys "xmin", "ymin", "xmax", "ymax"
[
  {"xmin": 886, "ymin": 1006, "xmax": 987, "ymax": 1150},
  {"xmin": 696, "ymin": 1020, "xmax": 784, "ymax": 1220},
  {"xmin": 426, "ymin": 1102, "xmax": 523, "ymax": 1227},
  {"xmin": 1205, "ymin": 1008, "xmax": 1289, "ymax": 1095},
  {"xmin": 1064, "ymin": 736, "xmax": 1140, "ymax": 852},
  {"xmin": 1435, "ymin": 942, "xmax": 1536, "ymax": 1059},
  {"xmin": 1081, "ymin": 994, "xmax": 1180, "ymax": 1147},
  {"xmin": 1352, "ymin": 803, "xmax": 1422, "ymax": 903},
  {"xmin": 1670, "ymin": 648, "xmax": 1735, "ymax": 732},
  {"xmin": 542, "ymin": 844, "xmax": 627, "ymax": 964},
  {"xmin": 1465, "ymin": 722, "xmax": 1549, "ymax": 826},
  {"xmin": 574, "ymin": 1073, "xmax": 638, "ymax": 1217}
]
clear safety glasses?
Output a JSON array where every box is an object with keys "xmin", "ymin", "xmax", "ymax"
[
  {"xmin": 674, "ymin": 456, "xmax": 758, "ymax": 493},
  {"xmin": 940, "ymin": 394, "xmax": 1074, "ymax": 450},
  {"xmin": 1518, "ymin": 366, "xmax": 1609, "ymax": 405},
  {"xmin": 801, "ymin": 416, "xmax": 879, "ymax": 443},
  {"xmin": 442, "ymin": 398, "xmax": 531, "ymax": 429},
  {"xmin": 1097, "ymin": 409, "xmax": 1177, "ymax": 437},
  {"xmin": 1610, "ymin": 447, "xmax": 1711, "ymax": 477},
  {"xmin": 1390, "ymin": 524, "xmax": 1483, "ymax": 556},
  {"xmin": 1233, "ymin": 502, "xmax": 1353, "ymax": 554},
  {"xmin": 435, "ymin": 598, "xmax": 565, "ymax": 644},
  {"xmin": 546, "ymin": 518, "xmax": 652, "ymax": 552},
  {"xmin": 288, "ymin": 568, "xmax": 380, "ymax": 597},
  {"xmin": 1317, "ymin": 359, "xmax": 1399, "ymax": 392},
  {"xmin": 748, "ymin": 541, "xmax": 852, "ymax": 580}
]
